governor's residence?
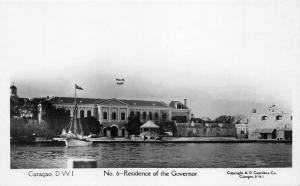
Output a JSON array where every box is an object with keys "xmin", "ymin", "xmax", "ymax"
[{"xmin": 50, "ymin": 97, "xmax": 191, "ymax": 137}]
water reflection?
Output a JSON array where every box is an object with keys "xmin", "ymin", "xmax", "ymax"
[{"xmin": 11, "ymin": 143, "xmax": 292, "ymax": 169}]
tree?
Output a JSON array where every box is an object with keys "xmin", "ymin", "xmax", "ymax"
[
  {"xmin": 214, "ymin": 115, "xmax": 235, "ymax": 124},
  {"xmin": 125, "ymin": 115, "xmax": 142, "ymax": 135},
  {"xmin": 31, "ymin": 98, "xmax": 70, "ymax": 134},
  {"xmin": 233, "ymin": 114, "xmax": 247, "ymax": 124},
  {"xmin": 82, "ymin": 117, "xmax": 101, "ymax": 135},
  {"xmin": 157, "ymin": 121, "xmax": 177, "ymax": 136}
]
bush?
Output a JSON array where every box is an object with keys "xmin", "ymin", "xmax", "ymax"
[{"xmin": 125, "ymin": 115, "xmax": 142, "ymax": 135}]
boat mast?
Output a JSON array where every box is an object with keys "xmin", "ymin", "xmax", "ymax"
[{"xmin": 74, "ymin": 84, "xmax": 77, "ymax": 134}]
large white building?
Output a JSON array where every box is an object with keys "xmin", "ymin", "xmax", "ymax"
[
  {"xmin": 50, "ymin": 97, "xmax": 191, "ymax": 137},
  {"xmin": 247, "ymin": 105, "xmax": 292, "ymax": 140}
]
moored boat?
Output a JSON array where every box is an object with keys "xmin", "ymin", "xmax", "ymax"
[
  {"xmin": 61, "ymin": 84, "xmax": 93, "ymax": 147},
  {"xmin": 64, "ymin": 138, "xmax": 93, "ymax": 147}
]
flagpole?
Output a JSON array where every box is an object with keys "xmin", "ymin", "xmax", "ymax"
[
  {"xmin": 74, "ymin": 84, "xmax": 77, "ymax": 134},
  {"xmin": 75, "ymin": 84, "xmax": 77, "ymax": 106}
]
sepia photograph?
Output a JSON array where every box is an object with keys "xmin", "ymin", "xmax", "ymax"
[{"xmin": 1, "ymin": 0, "xmax": 300, "ymax": 185}]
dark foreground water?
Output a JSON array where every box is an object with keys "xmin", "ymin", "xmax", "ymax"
[{"xmin": 11, "ymin": 143, "xmax": 292, "ymax": 169}]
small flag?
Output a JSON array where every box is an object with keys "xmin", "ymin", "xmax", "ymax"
[
  {"xmin": 116, "ymin": 78, "xmax": 125, "ymax": 85},
  {"xmin": 75, "ymin": 84, "xmax": 83, "ymax": 90}
]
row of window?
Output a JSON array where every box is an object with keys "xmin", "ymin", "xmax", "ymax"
[
  {"xmin": 102, "ymin": 111, "xmax": 167, "ymax": 121},
  {"xmin": 64, "ymin": 109, "xmax": 168, "ymax": 121},
  {"xmin": 261, "ymin": 115, "xmax": 292, "ymax": 121},
  {"xmin": 65, "ymin": 110, "xmax": 92, "ymax": 118},
  {"xmin": 102, "ymin": 111, "xmax": 126, "ymax": 120}
]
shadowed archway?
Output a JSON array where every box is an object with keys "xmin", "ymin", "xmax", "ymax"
[{"xmin": 111, "ymin": 126, "xmax": 119, "ymax": 137}]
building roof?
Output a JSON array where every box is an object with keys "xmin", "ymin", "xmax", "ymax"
[
  {"xmin": 50, "ymin": 96, "xmax": 169, "ymax": 107},
  {"xmin": 254, "ymin": 128, "xmax": 275, "ymax": 133},
  {"xmin": 169, "ymin": 101, "xmax": 188, "ymax": 109},
  {"xmin": 119, "ymin": 99, "xmax": 168, "ymax": 107},
  {"xmin": 50, "ymin": 97, "xmax": 104, "ymax": 105},
  {"xmin": 140, "ymin": 120, "xmax": 160, "ymax": 128},
  {"xmin": 277, "ymin": 128, "xmax": 292, "ymax": 131}
]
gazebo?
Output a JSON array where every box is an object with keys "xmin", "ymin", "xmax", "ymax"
[{"xmin": 140, "ymin": 120, "xmax": 160, "ymax": 140}]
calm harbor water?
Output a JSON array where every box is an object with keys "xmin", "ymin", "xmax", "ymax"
[{"xmin": 11, "ymin": 143, "xmax": 291, "ymax": 169}]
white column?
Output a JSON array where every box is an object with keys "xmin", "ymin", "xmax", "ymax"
[
  {"xmin": 109, "ymin": 106, "xmax": 111, "ymax": 122},
  {"xmin": 158, "ymin": 109, "xmax": 161, "ymax": 121},
  {"xmin": 98, "ymin": 105, "xmax": 102, "ymax": 124},
  {"xmin": 77, "ymin": 107, "xmax": 80, "ymax": 118},
  {"xmin": 168, "ymin": 109, "xmax": 172, "ymax": 121},
  {"xmin": 117, "ymin": 107, "xmax": 120, "ymax": 122},
  {"xmin": 84, "ymin": 109, "xmax": 87, "ymax": 118},
  {"xmin": 92, "ymin": 106, "xmax": 95, "ymax": 117},
  {"xmin": 70, "ymin": 108, "xmax": 74, "ymax": 117}
]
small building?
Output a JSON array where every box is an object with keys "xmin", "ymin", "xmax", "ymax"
[
  {"xmin": 10, "ymin": 84, "xmax": 34, "ymax": 118},
  {"xmin": 276, "ymin": 128, "xmax": 292, "ymax": 140},
  {"xmin": 235, "ymin": 123, "xmax": 248, "ymax": 139},
  {"xmin": 253, "ymin": 128, "xmax": 276, "ymax": 139},
  {"xmin": 247, "ymin": 105, "xmax": 292, "ymax": 140}
]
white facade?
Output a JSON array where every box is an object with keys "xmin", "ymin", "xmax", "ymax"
[
  {"xmin": 247, "ymin": 105, "xmax": 292, "ymax": 140},
  {"xmin": 51, "ymin": 97, "xmax": 191, "ymax": 137}
]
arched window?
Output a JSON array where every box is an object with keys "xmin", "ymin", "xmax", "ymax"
[
  {"xmin": 149, "ymin": 112, "xmax": 153, "ymax": 120},
  {"xmin": 261, "ymin": 116, "xmax": 267, "ymax": 121},
  {"xmin": 57, "ymin": 108, "xmax": 65, "ymax": 115},
  {"xmin": 112, "ymin": 111, "xmax": 117, "ymax": 120},
  {"xmin": 154, "ymin": 112, "xmax": 159, "ymax": 121},
  {"xmin": 136, "ymin": 111, "xmax": 141, "ymax": 120},
  {"xmin": 162, "ymin": 112, "xmax": 167, "ymax": 121},
  {"xmin": 87, "ymin": 110, "xmax": 91, "ymax": 117},
  {"xmin": 177, "ymin": 104, "xmax": 182, "ymax": 109},
  {"xmin": 276, "ymin": 115, "xmax": 282, "ymax": 120},
  {"xmin": 80, "ymin": 110, "xmax": 84, "ymax": 118},
  {"xmin": 65, "ymin": 109, "xmax": 70, "ymax": 117},
  {"xmin": 121, "ymin": 112, "xmax": 126, "ymax": 120},
  {"xmin": 103, "ymin": 111, "xmax": 108, "ymax": 120},
  {"xmin": 130, "ymin": 111, "xmax": 134, "ymax": 117},
  {"xmin": 142, "ymin": 112, "xmax": 147, "ymax": 120}
]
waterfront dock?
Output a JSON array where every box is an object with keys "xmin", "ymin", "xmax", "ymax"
[
  {"xmin": 10, "ymin": 136, "xmax": 292, "ymax": 145},
  {"xmin": 89, "ymin": 137, "xmax": 292, "ymax": 143}
]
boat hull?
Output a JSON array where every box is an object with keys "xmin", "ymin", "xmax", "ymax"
[{"xmin": 64, "ymin": 138, "xmax": 93, "ymax": 147}]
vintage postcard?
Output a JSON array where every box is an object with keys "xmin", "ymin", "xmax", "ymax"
[{"xmin": 0, "ymin": 0, "xmax": 299, "ymax": 185}]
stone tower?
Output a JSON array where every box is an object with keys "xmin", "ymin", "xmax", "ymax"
[
  {"xmin": 10, "ymin": 83, "xmax": 19, "ymax": 106},
  {"xmin": 10, "ymin": 83, "xmax": 17, "ymax": 97}
]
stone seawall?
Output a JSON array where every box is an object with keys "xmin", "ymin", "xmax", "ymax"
[{"xmin": 176, "ymin": 126, "xmax": 236, "ymax": 137}]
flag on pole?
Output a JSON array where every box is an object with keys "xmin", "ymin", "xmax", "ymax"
[
  {"xmin": 116, "ymin": 78, "xmax": 125, "ymax": 85},
  {"xmin": 75, "ymin": 84, "xmax": 83, "ymax": 90}
]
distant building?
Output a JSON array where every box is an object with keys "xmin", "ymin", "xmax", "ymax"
[
  {"xmin": 10, "ymin": 84, "xmax": 34, "ymax": 118},
  {"xmin": 10, "ymin": 84, "xmax": 20, "ymax": 108},
  {"xmin": 247, "ymin": 105, "xmax": 292, "ymax": 140},
  {"xmin": 235, "ymin": 123, "xmax": 248, "ymax": 139},
  {"xmin": 50, "ymin": 97, "xmax": 191, "ymax": 137}
]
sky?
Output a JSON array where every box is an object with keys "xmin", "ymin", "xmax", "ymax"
[{"xmin": 1, "ymin": 0, "xmax": 299, "ymax": 118}]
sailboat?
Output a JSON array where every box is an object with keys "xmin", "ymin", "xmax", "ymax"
[{"xmin": 61, "ymin": 84, "xmax": 93, "ymax": 147}]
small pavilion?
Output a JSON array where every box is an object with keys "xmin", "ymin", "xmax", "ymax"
[{"xmin": 140, "ymin": 120, "xmax": 160, "ymax": 140}]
